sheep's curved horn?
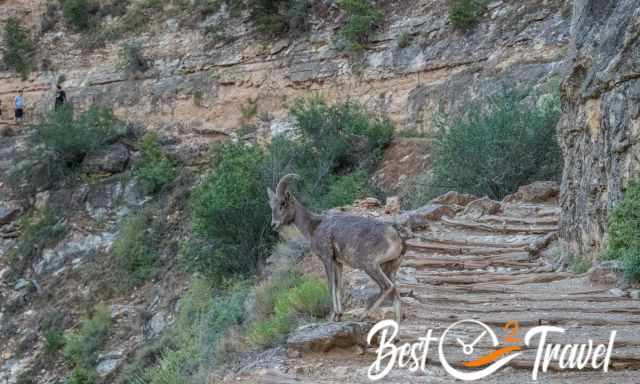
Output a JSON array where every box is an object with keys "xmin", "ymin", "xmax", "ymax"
[{"xmin": 276, "ymin": 174, "xmax": 300, "ymax": 197}]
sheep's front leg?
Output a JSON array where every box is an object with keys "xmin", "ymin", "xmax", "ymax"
[{"xmin": 334, "ymin": 261, "xmax": 344, "ymax": 321}]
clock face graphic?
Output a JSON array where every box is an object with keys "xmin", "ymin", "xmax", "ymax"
[{"xmin": 438, "ymin": 319, "xmax": 523, "ymax": 381}]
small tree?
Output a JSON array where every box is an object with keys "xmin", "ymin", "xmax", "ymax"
[
  {"xmin": 2, "ymin": 18, "xmax": 35, "ymax": 79},
  {"xmin": 61, "ymin": 0, "xmax": 93, "ymax": 31},
  {"xmin": 337, "ymin": 0, "xmax": 383, "ymax": 53}
]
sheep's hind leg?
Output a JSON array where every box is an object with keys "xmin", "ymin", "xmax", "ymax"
[
  {"xmin": 359, "ymin": 265, "xmax": 394, "ymax": 321},
  {"xmin": 334, "ymin": 261, "xmax": 344, "ymax": 321}
]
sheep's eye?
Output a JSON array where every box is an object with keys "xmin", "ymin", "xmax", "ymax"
[{"xmin": 280, "ymin": 201, "xmax": 286, "ymax": 208}]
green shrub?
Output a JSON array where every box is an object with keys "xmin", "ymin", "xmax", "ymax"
[
  {"xmin": 248, "ymin": 0, "xmax": 311, "ymax": 37},
  {"xmin": 113, "ymin": 210, "xmax": 157, "ymax": 285},
  {"xmin": 603, "ymin": 181, "xmax": 640, "ymax": 281},
  {"xmin": 68, "ymin": 367, "xmax": 96, "ymax": 384},
  {"xmin": 248, "ymin": 272, "xmax": 329, "ymax": 347},
  {"xmin": 64, "ymin": 305, "xmax": 111, "ymax": 370},
  {"xmin": 448, "ymin": 0, "xmax": 486, "ymax": 31},
  {"xmin": 324, "ymin": 171, "xmax": 368, "ymax": 207},
  {"xmin": 337, "ymin": 0, "xmax": 383, "ymax": 53},
  {"xmin": 134, "ymin": 133, "xmax": 176, "ymax": 194},
  {"xmin": 430, "ymin": 88, "xmax": 562, "ymax": 200},
  {"xmin": 61, "ymin": 0, "xmax": 94, "ymax": 31},
  {"xmin": 9, "ymin": 209, "xmax": 66, "ymax": 278},
  {"xmin": 118, "ymin": 42, "xmax": 149, "ymax": 74},
  {"xmin": 34, "ymin": 105, "xmax": 124, "ymax": 168},
  {"xmin": 2, "ymin": 18, "xmax": 35, "ymax": 79},
  {"xmin": 397, "ymin": 31, "xmax": 411, "ymax": 48},
  {"xmin": 44, "ymin": 327, "xmax": 66, "ymax": 355},
  {"xmin": 281, "ymin": 97, "xmax": 392, "ymax": 209},
  {"xmin": 187, "ymin": 143, "xmax": 277, "ymax": 281}
]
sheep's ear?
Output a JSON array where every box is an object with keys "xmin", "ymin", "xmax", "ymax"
[
  {"xmin": 284, "ymin": 191, "xmax": 293, "ymax": 204},
  {"xmin": 267, "ymin": 187, "xmax": 275, "ymax": 200}
]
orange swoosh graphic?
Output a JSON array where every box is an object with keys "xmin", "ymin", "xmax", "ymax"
[{"xmin": 463, "ymin": 346, "xmax": 523, "ymax": 368}]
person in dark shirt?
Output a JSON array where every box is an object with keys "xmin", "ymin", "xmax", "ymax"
[{"xmin": 55, "ymin": 85, "xmax": 67, "ymax": 110}]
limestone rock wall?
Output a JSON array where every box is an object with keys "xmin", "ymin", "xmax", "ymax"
[
  {"xmin": 558, "ymin": 0, "xmax": 640, "ymax": 256},
  {"xmin": 0, "ymin": 0, "xmax": 570, "ymax": 143}
]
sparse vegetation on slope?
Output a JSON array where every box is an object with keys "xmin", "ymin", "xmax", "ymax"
[
  {"xmin": 64, "ymin": 305, "xmax": 112, "ymax": 382},
  {"xmin": 2, "ymin": 17, "xmax": 35, "ymax": 79},
  {"xmin": 603, "ymin": 181, "xmax": 640, "ymax": 281},
  {"xmin": 118, "ymin": 277, "xmax": 249, "ymax": 384}
]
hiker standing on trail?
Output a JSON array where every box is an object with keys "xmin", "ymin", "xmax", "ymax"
[
  {"xmin": 14, "ymin": 90, "xmax": 25, "ymax": 124},
  {"xmin": 55, "ymin": 84, "xmax": 67, "ymax": 110}
]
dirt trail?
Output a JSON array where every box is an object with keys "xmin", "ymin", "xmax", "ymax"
[{"xmin": 235, "ymin": 195, "xmax": 640, "ymax": 383}]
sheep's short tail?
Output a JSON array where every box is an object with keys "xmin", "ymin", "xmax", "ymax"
[{"xmin": 391, "ymin": 222, "xmax": 414, "ymax": 241}]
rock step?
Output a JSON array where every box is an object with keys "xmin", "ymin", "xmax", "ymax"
[
  {"xmin": 406, "ymin": 240, "xmax": 531, "ymax": 255},
  {"xmin": 474, "ymin": 214, "xmax": 559, "ymax": 226},
  {"xmin": 440, "ymin": 217, "xmax": 559, "ymax": 234},
  {"xmin": 499, "ymin": 203, "xmax": 561, "ymax": 218},
  {"xmin": 405, "ymin": 251, "xmax": 537, "ymax": 269}
]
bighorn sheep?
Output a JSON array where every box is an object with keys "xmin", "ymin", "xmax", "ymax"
[{"xmin": 267, "ymin": 174, "xmax": 407, "ymax": 322}]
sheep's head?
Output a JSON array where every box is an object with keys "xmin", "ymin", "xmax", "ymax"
[{"xmin": 267, "ymin": 174, "xmax": 300, "ymax": 230}]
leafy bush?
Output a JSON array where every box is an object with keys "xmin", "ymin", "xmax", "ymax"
[
  {"xmin": 337, "ymin": 0, "xmax": 383, "ymax": 53},
  {"xmin": 61, "ymin": 0, "xmax": 94, "ymax": 31},
  {"xmin": 324, "ymin": 171, "xmax": 368, "ymax": 208},
  {"xmin": 280, "ymin": 97, "xmax": 393, "ymax": 209},
  {"xmin": 248, "ymin": 0, "xmax": 311, "ymax": 37},
  {"xmin": 64, "ymin": 305, "xmax": 111, "ymax": 371},
  {"xmin": 2, "ymin": 17, "xmax": 35, "ymax": 79},
  {"xmin": 41, "ymin": 312, "xmax": 66, "ymax": 355},
  {"xmin": 187, "ymin": 143, "xmax": 277, "ymax": 281},
  {"xmin": 604, "ymin": 181, "xmax": 640, "ymax": 281},
  {"xmin": 68, "ymin": 367, "xmax": 96, "ymax": 384},
  {"xmin": 397, "ymin": 31, "xmax": 411, "ymax": 48},
  {"xmin": 248, "ymin": 271, "xmax": 329, "ymax": 347},
  {"xmin": 448, "ymin": 0, "xmax": 486, "ymax": 31},
  {"xmin": 118, "ymin": 42, "xmax": 149, "ymax": 75},
  {"xmin": 113, "ymin": 210, "xmax": 157, "ymax": 285},
  {"xmin": 34, "ymin": 105, "xmax": 125, "ymax": 168},
  {"xmin": 431, "ymin": 88, "xmax": 562, "ymax": 200},
  {"xmin": 134, "ymin": 133, "xmax": 176, "ymax": 194}
]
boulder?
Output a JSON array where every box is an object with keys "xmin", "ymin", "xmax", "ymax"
[
  {"xmin": 431, "ymin": 191, "xmax": 477, "ymax": 207},
  {"xmin": 82, "ymin": 143, "xmax": 130, "ymax": 174},
  {"xmin": 96, "ymin": 350, "xmax": 124, "ymax": 377},
  {"xmin": 0, "ymin": 203, "xmax": 21, "ymax": 225},
  {"xmin": 384, "ymin": 196, "xmax": 401, "ymax": 214},
  {"xmin": 287, "ymin": 321, "xmax": 376, "ymax": 355},
  {"xmin": 462, "ymin": 197, "xmax": 501, "ymax": 218},
  {"xmin": 394, "ymin": 204, "xmax": 456, "ymax": 230},
  {"xmin": 503, "ymin": 181, "xmax": 560, "ymax": 203},
  {"xmin": 589, "ymin": 260, "xmax": 625, "ymax": 286},
  {"xmin": 354, "ymin": 197, "xmax": 381, "ymax": 209}
]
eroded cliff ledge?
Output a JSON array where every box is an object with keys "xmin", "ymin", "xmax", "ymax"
[{"xmin": 0, "ymin": 0, "xmax": 570, "ymax": 143}]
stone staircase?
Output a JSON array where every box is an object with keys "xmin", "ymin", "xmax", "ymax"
[{"xmin": 234, "ymin": 189, "xmax": 640, "ymax": 383}]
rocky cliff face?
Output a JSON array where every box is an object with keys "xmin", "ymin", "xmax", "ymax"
[
  {"xmin": 0, "ymin": 0, "xmax": 570, "ymax": 140},
  {"xmin": 558, "ymin": 0, "xmax": 640, "ymax": 256}
]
